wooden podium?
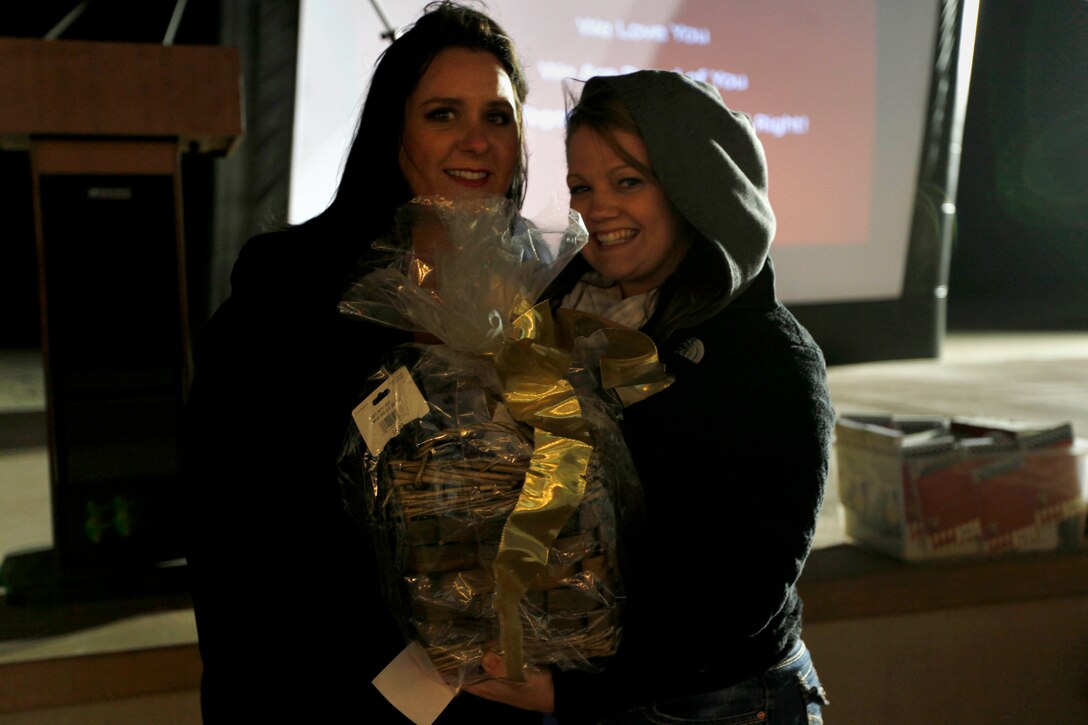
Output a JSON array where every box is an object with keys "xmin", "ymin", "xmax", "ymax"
[{"xmin": 0, "ymin": 39, "xmax": 242, "ymax": 577}]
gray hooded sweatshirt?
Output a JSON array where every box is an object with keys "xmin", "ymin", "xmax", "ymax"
[{"xmin": 553, "ymin": 70, "xmax": 833, "ymax": 723}]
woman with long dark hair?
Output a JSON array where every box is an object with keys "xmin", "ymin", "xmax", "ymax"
[{"xmin": 181, "ymin": 4, "xmax": 539, "ymax": 722}]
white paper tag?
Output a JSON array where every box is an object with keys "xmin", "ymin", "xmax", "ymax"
[
  {"xmin": 353, "ymin": 366, "xmax": 429, "ymax": 456},
  {"xmin": 372, "ymin": 642, "xmax": 457, "ymax": 725}
]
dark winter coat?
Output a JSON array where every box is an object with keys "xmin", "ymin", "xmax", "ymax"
[
  {"xmin": 550, "ymin": 70, "xmax": 834, "ymax": 723},
  {"xmin": 180, "ymin": 218, "xmax": 538, "ymax": 724}
]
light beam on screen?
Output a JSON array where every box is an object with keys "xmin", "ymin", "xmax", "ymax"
[
  {"xmin": 289, "ymin": 1, "xmax": 420, "ymax": 226},
  {"xmin": 291, "ymin": 1, "xmax": 939, "ymax": 304}
]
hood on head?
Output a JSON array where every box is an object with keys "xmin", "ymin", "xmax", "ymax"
[{"xmin": 582, "ymin": 70, "xmax": 775, "ymax": 317}]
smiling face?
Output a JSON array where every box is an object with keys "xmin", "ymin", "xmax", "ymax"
[
  {"xmin": 566, "ymin": 126, "xmax": 691, "ymax": 298},
  {"xmin": 399, "ymin": 47, "xmax": 521, "ymax": 199}
]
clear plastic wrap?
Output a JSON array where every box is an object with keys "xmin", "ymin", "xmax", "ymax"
[
  {"xmin": 337, "ymin": 197, "xmax": 668, "ymax": 688},
  {"xmin": 340, "ymin": 196, "xmax": 585, "ymax": 354}
]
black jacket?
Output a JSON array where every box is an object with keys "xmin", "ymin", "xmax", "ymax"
[
  {"xmin": 180, "ymin": 223, "xmax": 539, "ymax": 723},
  {"xmin": 552, "ymin": 262, "xmax": 834, "ymax": 723},
  {"xmin": 551, "ymin": 70, "xmax": 833, "ymax": 722}
]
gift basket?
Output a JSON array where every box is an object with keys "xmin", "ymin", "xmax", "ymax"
[{"xmin": 337, "ymin": 197, "xmax": 671, "ymax": 688}]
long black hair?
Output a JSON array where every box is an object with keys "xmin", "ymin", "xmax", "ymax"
[{"xmin": 300, "ymin": 2, "xmax": 528, "ymax": 256}]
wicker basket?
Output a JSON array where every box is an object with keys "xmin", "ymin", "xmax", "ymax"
[{"xmin": 379, "ymin": 421, "xmax": 622, "ymax": 682}]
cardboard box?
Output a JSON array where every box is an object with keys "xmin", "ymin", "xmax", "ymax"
[{"xmin": 835, "ymin": 415, "xmax": 1086, "ymax": 560}]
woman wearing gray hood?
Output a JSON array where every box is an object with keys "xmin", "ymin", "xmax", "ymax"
[{"xmin": 469, "ymin": 71, "xmax": 834, "ymax": 723}]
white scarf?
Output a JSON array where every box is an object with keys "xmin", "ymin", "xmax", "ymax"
[{"xmin": 560, "ymin": 273, "xmax": 657, "ymax": 330}]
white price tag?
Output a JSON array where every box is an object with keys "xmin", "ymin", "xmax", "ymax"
[
  {"xmin": 372, "ymin": 642, "xmax": 456, "ymax": 725},
  {"xmin": 353, "ymin": 366, "xmax": 429, "ymax": 456}
]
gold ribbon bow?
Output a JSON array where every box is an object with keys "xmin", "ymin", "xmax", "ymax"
[{"xmin": 489, "ymin": 302, "xmax": 672, "ymax": 680}]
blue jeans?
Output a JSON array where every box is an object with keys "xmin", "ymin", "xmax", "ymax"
[{"xmin": 600, "ymin": 639, "xmax": 829, "ymax": 724}]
